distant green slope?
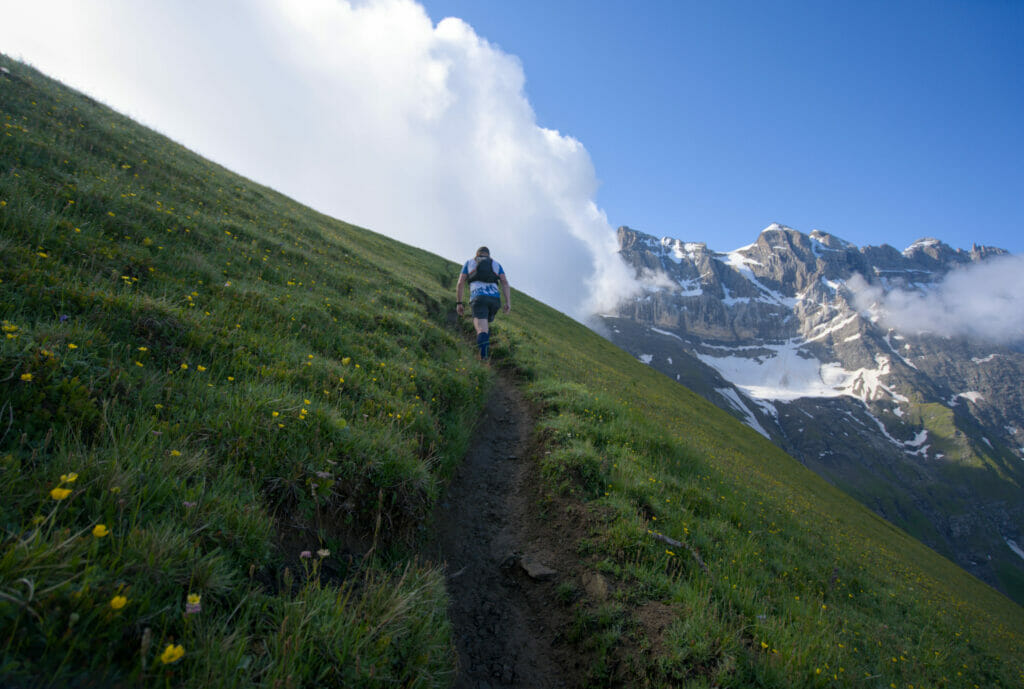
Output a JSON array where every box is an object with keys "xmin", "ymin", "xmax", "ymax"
[{"xmin": 2, "ymin": 55, "xmax": 1022, "ymax": 688}]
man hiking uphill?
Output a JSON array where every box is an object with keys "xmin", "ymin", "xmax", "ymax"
[{"xmin": 456, "ymin": 246, "xmax": 511, "ymax": 362}]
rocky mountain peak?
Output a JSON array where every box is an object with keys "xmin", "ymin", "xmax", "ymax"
[
  {"xmin": 809, "ymin": 229, "xmax": 854, "ymax": 250},
  {"xmin": 901, "ymin": 236, "xmax": 959, "ymax": 269},
  {"xmin": 898, "ymin": 236, "xmax": 1008, "ymax": 275}
]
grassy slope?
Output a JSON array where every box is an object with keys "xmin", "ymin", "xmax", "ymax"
[
  {"xmin": 1, "ymin": 56, "xmax": 484, "ymax": 687},
  {"xmin": 2, "ymin": 56, "xmax": 1022, "ymax": 688}
]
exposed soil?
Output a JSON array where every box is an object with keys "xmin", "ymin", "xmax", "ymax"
[{"xmin": 430, "ymin": 376, "xmax": 586, "ymax": 688}]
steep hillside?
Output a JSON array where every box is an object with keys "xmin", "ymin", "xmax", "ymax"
[
  {"xmin": 607, "ymin": 224, "xmax": 1024, "ymax": 603},
  {"xmin": 2, "ymin": 56, "xmax": 1023, "ymax": 688}
]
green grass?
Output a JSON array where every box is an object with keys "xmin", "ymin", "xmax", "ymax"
[
  {"xmin": 2, "ymin": 54, "xmax": 1023, "ymax": 688},
  {"xmin": 490, "ymin": 307, "xmax": 1024, "ymax": 686},
  {"xmin": 1, "ymin": 56, "xmax": 478, "ymax": 687}
]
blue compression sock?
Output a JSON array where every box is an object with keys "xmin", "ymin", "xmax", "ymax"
[{"xmin": 477, "ymin": 332, "xmax": 490, "ymax": 359}]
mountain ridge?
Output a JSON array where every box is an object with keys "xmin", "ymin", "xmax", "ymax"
[{"xmin": 606, "ymin": 223, "xmax": 1024, "ymax": 602}]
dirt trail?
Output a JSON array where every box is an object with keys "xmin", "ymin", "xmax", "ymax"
[{"xmin": 433, "ymin": 376, "xmax": 573, "ymax": 689}]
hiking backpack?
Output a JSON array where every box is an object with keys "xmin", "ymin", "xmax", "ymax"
[{"xmin": 468, "ymin": 257, "xmax": 500, "ymax": 284}]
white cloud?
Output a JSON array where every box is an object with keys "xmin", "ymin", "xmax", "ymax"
[
  {"xmin": 0, "ymin": 0, "xmax": 640, "ymax": 318},
  {"xmin": 849, "ymin": 255, "xmax": 1024, "ymax": 343},
  {"xmin": 636, "ymin": 268, "xmax": 680, "ymax": 291}
]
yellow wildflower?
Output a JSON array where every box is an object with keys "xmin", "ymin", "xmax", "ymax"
[
  {"xmin": 185, "ymin": 593, "xmax": 202, "ymax": 614},
  {"xmin": 60, "ymin": 472, "xmax": 78, "ymax": 483},
  {"xmin": 50, "ymin": 487, "xmax": 72, "ymax": 500},
  {"xmin": 159, "ymin": 644, "xmax": 185, "ymax": 664},
  {"xmin": 110, "ymin": 595, "xmax": 128, "ymax": 610},
  {"xmin": 20, "ymin": 373, "xmax": 32, "ymax": 381},
  {"xmin": 92, "ymin": 524, "xmax": 110, "ymax": 538}
]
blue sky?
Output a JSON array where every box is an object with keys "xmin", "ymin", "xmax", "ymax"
[
  {"xmin": 1, "ymin": 0, "xmax": 1021, "ymax": 317},
  {"xmin": 421, "ymin": 0, "xmax": 1024, "ymax": 254}
]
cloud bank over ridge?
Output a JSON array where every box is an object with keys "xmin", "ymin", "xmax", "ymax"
[
  {"xmin": 849, "ymin": 254, "xmax": 1024, "ymax": 344},
  {"xmin": 0, "ymin": 0, "xmax": 639, "ymax": 317}
]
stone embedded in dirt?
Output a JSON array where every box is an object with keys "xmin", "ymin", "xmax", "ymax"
[
  {"xmin": 520, "ymin": 554, "xmax": 557, "ymax": 580},
  {"xmin": 581, "ymin": 571, "xmax": 609, "ymax": 600}
]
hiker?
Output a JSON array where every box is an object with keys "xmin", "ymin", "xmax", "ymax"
[{"xmin": 456, "ymin": 246, "xmax": 511, "ymax": 361}]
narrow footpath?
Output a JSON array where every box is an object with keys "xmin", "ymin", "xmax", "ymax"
[{"xmin": 433, "ymin": 376, "xmax": 573, "ymax": 689}]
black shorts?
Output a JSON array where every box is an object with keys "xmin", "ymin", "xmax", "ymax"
[{"xmin": 471, "ymin": 295, "xmax": 501, "ymax": 322}]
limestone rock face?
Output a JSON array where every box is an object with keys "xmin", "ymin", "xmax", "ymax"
[{"xmin": 603, "ymin": 224, "xmax": 1024, "ymax": 602}]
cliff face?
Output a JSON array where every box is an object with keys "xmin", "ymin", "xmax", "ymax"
[{"xmin": 604, "ymin": 224, "xmax": 1024, "ymax": 601}]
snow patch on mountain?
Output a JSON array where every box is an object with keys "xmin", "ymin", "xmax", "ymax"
[
  {"xmin": 651, "ymin": 327, "xmax": 683, "ymax": 341},
  {"xmin": 903, "ymin": 238, "xmax": 942, "ymax": 256},
  {"xmin": 716, "ymin": 387, "xmax": 771, "ymax": 438},
  {"xmin": 696, "ymin": 341, "xmax": 906, "ymax": 405},
  {"xmin": 722, "ymin": 286, "xmax": 751, "ymax": 306},
  {"xmin": 676, "ymin": 279, "xmax": 704, "ymax": 297},
  {"xmin": 805, "ymin": 313, "xmax": 859, "ymax": 343},
  {"xmin": 883, "ymin": 332, "xmax": 919, "ymax": 369},
  {"xmin": 659, "ymin": 237, "xmax": 707, "ymax": 264},
  {"xmin": 696, "ymin": 340, "xmax": 848, "ymax": 401},
  {"xmin": 840, "ymin": 355, "xmax": 909, "ymax": 403},
  {"xmin": 718, "ymin": 250, "xmax": 797, "ymax": 307},
  {"xmin": 860, "ymin": 404, "xmax": 931, "ymax": 456}
]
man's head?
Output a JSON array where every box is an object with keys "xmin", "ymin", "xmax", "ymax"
[{"xmin": 476, "ymin": 246, "xmax": 490, "ymax": 258}]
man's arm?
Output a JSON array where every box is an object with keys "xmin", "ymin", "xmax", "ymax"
[
  {"xmin": 456, "ymin": 273, "xmax": 467, "ymax": 315},
  {"xmin": 499, "ymin": 273, "xmax": 511, "ymax": 313}
]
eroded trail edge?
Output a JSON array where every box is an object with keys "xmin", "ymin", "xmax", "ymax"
[{"xmin": 433, "ymin": 377, "xmax": 571, "ymax": 689}]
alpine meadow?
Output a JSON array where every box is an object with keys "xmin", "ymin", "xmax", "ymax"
[{"xmin": 2, "ymin": 55, "xmax": 1023, "ymax": 688}]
